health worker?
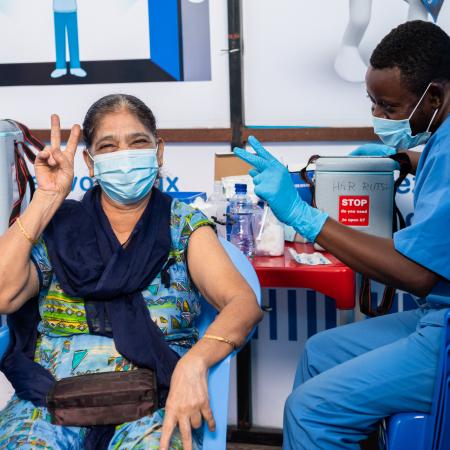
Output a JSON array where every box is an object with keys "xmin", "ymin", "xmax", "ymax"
[{"xmin": 234, "ymin": 20, "xmax": 450, "ymax": 450}]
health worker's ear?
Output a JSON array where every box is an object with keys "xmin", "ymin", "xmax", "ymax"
[
  {"xmin": 157, "ymin": 138, "xmax": 165, "ymax": 167},
  {"xmin": 427, "ymin": 82, "xmax": 446, "ymax": 110},
  {"xmin": 83, "ymin": 149, "xmax": 94, "ymax": 178}
]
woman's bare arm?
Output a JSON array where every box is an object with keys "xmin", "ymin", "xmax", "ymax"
[
  {"xmin": 0, "ymin": 190, "xmax": 66, "ymax": 314},
  {"xmin": 0, "ymin": 115, "xmax": 80, "ymax": 314},
  {"xmin": 187, "ymin": 226, "xmax": 262, "ymax": 357},
  {"xmin": 160, "ymin": 226, "xmax": 263, "ymax": 450}
]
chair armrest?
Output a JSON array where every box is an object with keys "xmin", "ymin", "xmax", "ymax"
[
  {"xmin": 203, "ymin": 355, "xmax": 232, "ymax": 450},
  {"xmin": 199, "ymin": 238, "xmax": 262, "ymax": 450}
]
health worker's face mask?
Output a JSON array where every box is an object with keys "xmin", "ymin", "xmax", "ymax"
[
  {"xmin": 91, "ymin": 148, "xmax": 159, "ymax": 205},
  {"xmin": 372, "ymin": 83, "xmax": 439, "ymax": 149}
]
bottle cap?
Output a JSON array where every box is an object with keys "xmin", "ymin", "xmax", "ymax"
[{"xmin": 234, "ymin": 183, "xmax": 247, "ymax": 194}]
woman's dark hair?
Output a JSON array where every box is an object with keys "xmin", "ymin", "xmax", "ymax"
[
  {"xmin": 82, "ymin": 94, "xmax": 157, "ymax": 148},
  {"xmin": 370, "ymin": 20, "xmax": 450, "ymax": 95}
]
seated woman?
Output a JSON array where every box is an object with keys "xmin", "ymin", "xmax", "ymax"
[{"xmin": 0, "ymin": 94, "xmax": 263, "ymax": 450}]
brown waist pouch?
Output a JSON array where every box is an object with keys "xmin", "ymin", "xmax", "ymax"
[{"xmin": 47, "ymin": 369, "xmax": 158, "ymax": 427}]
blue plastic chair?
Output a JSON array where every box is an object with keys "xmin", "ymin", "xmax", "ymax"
[
  {"xmin": 198, "ymin": 237, "xmax": 261, "ymax": 449},
  {"xmin": 165, "ymin": 191, "xmax": 207, "ymax": 204},
  {"xmin": 380, "ymin": 310, "xmax": 450, "ymax": 450},
  {"xmin": 0, "ymin": 237, "xmax": 261, "ymax": 450}
]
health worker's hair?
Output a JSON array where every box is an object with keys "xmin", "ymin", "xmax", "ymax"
[
  {"xmin": 370, "ymin": 20, "xmax": 450, "ymax": 95},
  {"xmin": 82, "ymin": 94, "xmax": 157, "ymax": 149}
]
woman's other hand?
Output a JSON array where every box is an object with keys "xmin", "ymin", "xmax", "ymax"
[
  {"xmin": 35, "ymin": 114, "xmax": 81, "ymax": 198},
  {"xmin": 160, "ymin": 355, "xmax": 215, "ymax": 450}
]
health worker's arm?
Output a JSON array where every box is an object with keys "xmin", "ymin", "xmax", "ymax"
[
  {"xmin": 0, "ymin": 115, "xmax": 80, "ymax": 314},
  {"xmin": 234, "ymin": 136, "xmax": 440, "ymax": 299},
  {"xmin": 401, "ymin": 150, "xmax": 421, "ymax": 174},
  {"xmin": 316, "ymin": 220, "xmax": 439, "ymax": 297},
  {"xmin": 160, "ymin": 226, "xmax": 263, "ymax": 450}
]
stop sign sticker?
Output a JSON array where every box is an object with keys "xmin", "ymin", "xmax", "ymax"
[{"xmin": 339, "ymin": 196, "xmax": 370, "ymax": 226}]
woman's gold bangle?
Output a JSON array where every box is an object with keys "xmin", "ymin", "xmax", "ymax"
[
  {"xmin": 16, "ymin": 217, "xmax": 37, "ymax": 245},
  {"xmin": 203, "ymin": 334, "xmax": 237, "ymax": 350}
]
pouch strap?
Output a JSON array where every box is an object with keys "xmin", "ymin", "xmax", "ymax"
[{"xmin": 161, "ymin": 257, "xmax": 176, "ymax": 289}]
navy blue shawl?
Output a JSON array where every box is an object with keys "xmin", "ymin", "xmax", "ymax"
[{"xmin": 0, "ymin": 186, "xmax": 180, "ymax": 448}]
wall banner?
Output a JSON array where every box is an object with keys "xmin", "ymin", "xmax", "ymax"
[{"xmin": 0, "ymin": 0, "xmax": 211, "ymax": 86}]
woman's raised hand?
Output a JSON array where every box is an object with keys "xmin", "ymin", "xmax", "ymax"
[{"xmin": 35, "ymin": 114, "xmax": 81, "ymax": 198}]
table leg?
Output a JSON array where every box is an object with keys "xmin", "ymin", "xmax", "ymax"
[
  {"xmin": 237, "ymin": 341, "xmax": 252, "ymax": 429},
  {"xmin": 338, "ymin": 309, "xmax": 355, "ymax": 326}
]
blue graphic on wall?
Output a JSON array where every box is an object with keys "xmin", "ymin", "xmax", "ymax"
[
  {"xmin": 148, "ymin": 0, "xmax": 212, "ymax": 82},
  {"xmin": 423, "ymin": 0, "xmax": 445, "ymax": 21},
  {"xmin": 52, "ymin": 0, "xmax": 86, "ymax": 79},
  {"xmin": 0, "ymin": 0, "xmax": 211, "ymax": 86}
]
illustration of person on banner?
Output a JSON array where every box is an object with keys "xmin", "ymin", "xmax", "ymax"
[
  {"xmin": 51, "ymin": 0, "xmax": 87, "ymax": 79},
  {"xmin": 335, "ymin": 0, "xmax": 445, "ymax": 82}
]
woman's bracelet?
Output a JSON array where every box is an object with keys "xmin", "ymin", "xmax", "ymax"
[
  {"xmin": 16, "ymin": 217, "xmax": 37, "ymax": 245},
  {"xmin": 203, "ymin": 334, "xmax": 237, "ymax": 350}
]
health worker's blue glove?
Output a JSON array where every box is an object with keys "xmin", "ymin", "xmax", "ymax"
[
  {"xmin": 349, "ymin": 143, "xmax": 400, "ymax": 169},
  {"xmin": 233, "ymin": 136, "xmax": 328, "ymax": 243},
  {"xmin": 349, "ymin": 143, "xmax": 396, "ymax": 157}
]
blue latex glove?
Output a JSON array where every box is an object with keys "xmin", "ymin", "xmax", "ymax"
[
  {"xmin": 233, "ymin": 136, "xmax": 328, "ymax": 242},
  {"xmin": 349, "ymin": 143, "xmax": 396, "ymax": 157},
  {"xmin": 349, "ymin": 143, "xmax": 400, "ymax": 169}
]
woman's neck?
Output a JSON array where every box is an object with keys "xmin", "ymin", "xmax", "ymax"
[{"xmin": 101, "ymin": 192, "xmax": 150, "ymax": 244}]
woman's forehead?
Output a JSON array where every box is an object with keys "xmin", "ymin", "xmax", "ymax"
[{"xmin": 93, "ymin": 111, "xmax": 154, "ymax": 141}]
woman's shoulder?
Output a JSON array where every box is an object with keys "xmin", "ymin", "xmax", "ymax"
[
  {"xmin": 170, "ymin": 200, "xmax": 212, "ymax": 230},
  {"xmin": 169, "ymin": 200, "xmax": 214, "ymax": 247}
]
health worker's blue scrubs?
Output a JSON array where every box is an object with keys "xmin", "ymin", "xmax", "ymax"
[{"xmin": 283, "ymin": 115, "xmax": 450, "ymax": 450}]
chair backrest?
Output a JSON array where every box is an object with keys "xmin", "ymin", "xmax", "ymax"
[
  {"xmin": 427, "ymin": 310, "xmax": 450, "ymax": 450},
  {"xmin": 198, "ymin": 237, "xmax": 261, "ymax": 450}
]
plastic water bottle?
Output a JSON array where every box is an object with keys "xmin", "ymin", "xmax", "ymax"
[
  {"xmin": 229, "ymin": 183, "xmax": 254, "ymax": 256},
  {"xmin": 207, "ymin": 181, "xmax": 228, "ymax": 239}
]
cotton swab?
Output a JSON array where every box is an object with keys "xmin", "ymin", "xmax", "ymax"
[{"xmin": 256, "ymin": 204, "xmax": 269, "ymax": 241}]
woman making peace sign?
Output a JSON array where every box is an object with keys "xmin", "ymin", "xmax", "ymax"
[{"xmin": 0, "ymin": 94, "xmax": 262, "ymax": 449}]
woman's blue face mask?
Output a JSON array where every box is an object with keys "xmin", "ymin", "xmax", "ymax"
[
  {"xmin": 372, "ymin": 83, "xmax": 439, "ymax": 150},
  {"xmin": 90, "ymin": 148, "xmax": 159, "ymax": 205}
]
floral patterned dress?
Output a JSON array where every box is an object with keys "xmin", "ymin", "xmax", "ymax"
[{"xmin": 0, "ymin": 200, "xmax": 212, "ymax": 450}]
